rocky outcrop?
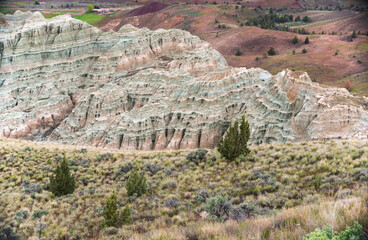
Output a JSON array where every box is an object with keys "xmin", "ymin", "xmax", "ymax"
[{"xmin": 1, "ymin": 11, "xmax": 368, "ymax": 150}]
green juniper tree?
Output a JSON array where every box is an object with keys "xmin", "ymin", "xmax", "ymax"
[
  {"xmin": 351, "ymin": 30, "xmax": 357, "ymax": 38},
  {"xmin": 49, "ymin": 158, "xmax": 75, "ymax": 196},
  {"xmin": 305, "ymin": 37, "xmax": 309, "ymax": 44},
  {"xmin": 120, "ymin": 205, "xmax": 133, "ymax": 225},
  {"xmin": 292, "ymin": 36, "xmax": 299, "ymax": 44},
  {"xmin": 217, "ymin": 115, "xmax": 250, "ymax": 161},
  {"xmin": 126, "ymin": 168, "xmax": 147, "ymax": 197},
  {"xmin": 268, "ymin": 47, "xmax": 276, "ymax": 56},
  {"xmin": 102, "ymin": 192, "xmax": 119, "ymax": 227}
]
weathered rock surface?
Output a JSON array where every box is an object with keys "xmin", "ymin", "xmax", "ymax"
[{"xmin": 1, "ymin": 11, "xmax": 368, "ymax": 150}]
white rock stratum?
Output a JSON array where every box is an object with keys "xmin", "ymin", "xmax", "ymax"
[{"xmin": 0, "ymin": 11, "xmax": 367, "ymax": 150}]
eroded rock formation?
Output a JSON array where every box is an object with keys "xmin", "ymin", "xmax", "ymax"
[{"xmin": 1, "ymin": 11, "xmax": 367, "ymax": 149}]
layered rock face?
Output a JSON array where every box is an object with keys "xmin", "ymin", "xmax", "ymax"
[{"xmin": 1, "ymin": 11, "xmax": 368, "ymax": 150}]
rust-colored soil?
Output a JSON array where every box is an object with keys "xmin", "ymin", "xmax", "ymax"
[{"xmin": 99, "ymin": 3, "xmax": 368, "ymax": 94}]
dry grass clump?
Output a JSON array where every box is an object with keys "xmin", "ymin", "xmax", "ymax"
[
  {"xmin": 125, "ymin": 193, "xmax": 368, "ymax": 240},
  {"xmin": 0, "ymin": 138, "xmax": 367, "ymax": 239}
]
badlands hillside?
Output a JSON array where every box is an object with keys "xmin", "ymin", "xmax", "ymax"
[{"xmin": 1, "ymin": 11, "xmax": 368, "ymax": 150}]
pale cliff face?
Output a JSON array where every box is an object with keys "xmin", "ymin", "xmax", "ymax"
[{"xmin": 0, "ymin": 11, "xmax": 367, "ymax": 150}]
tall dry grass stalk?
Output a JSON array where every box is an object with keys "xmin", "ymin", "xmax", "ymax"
[{"xmin": 126, "ymin": 193, "xmax": 368, "ymax": 240}]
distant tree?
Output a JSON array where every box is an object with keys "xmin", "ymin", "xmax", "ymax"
[
  {"xmin": 302, "ymin": 16, "xmax": 311, "ymax": 22},
  {"xmin": 255, "ymin": 56, "xmax": 259, "ymax": 61},
  {"xmin": 351, "ymin": 30, "xmax": 357, "ymax": 38},
  {"xmin": 292, "ymin": 36, "xmax": 299, "ymax": 44},
  {"xmin": 49, "ymin": 158, "xmax": 76, "ymax": 197},
  {"xmin": 126, "ymin": 168, "xmax": 147, "ymax": 197},
  {"xmin": 268, "ymin": 47, "xmax": 276, "ymax": 56},
  {"xmin": 235, "ymin": 49, "xmax": 242, "ymax": 56},
  {"xmin": 292, "ymin": 49, "xmax": 296, "ymax": 55},
  {"xmin": 217, "ymin": 115, "xmax": 250, "ymax": 161},
  {"xmin": 87, "ymin": 4, "xmax": 94, "ymax": 13},
  {"xmin": 344, "ymin": 80, "xmax": 352, "ymax": 92},
  {"xmin": 34, "ymin": 0, "xmax": 39, "ymax": 5},
  {"xmin": 304, "ymin": 37, "xmax": 309, "ymax": 44},
  {"xmin": 103, "ymin": 192, "xmax": 119, "ymax": 227},
  {"xmin": 302, "ymin": 48, "xmax": 307, "ymax": 53},
  {"xmin": 295, "ymin": 15, "xmax": 301, "ymax": 22}
]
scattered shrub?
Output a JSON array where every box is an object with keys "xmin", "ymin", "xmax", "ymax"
[
  {"xmin": 302, "ymin": 48, "xmax": 307, "ymax": 54},
  {"xmin": 186, "ymin": 149, "xmax": 208, "ymax": 165},
  {"xmin": 195, "ymin": 188, "xmax": 210, "ymax": 203},
  {"xmin": 145, "ymin": 163, "xmax": 162, "ymax": 175},
  {"xmin": 32, "ymin": 209, "xmax": 49, "ymax": 220},
  {"xmin": 14, "ymin": 210, "xmax": 28, "ymax": 222},
  {"xmin": 204, "ymin": 195, "xmax": 232, "ymax": 222},
  {"xmin": 164, "ymin": 197, "xmax": 180, "ymax": 208},
  {"xmin": 96, "ymin": 153, "xmax": 113, "ymax": 161}
]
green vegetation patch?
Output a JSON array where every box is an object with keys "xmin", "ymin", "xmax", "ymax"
[
  {"xmin": 41, "ymin": 10, "xmax": 79, "ymax": 19},
  {"xmin": 73, "ymin": 13, "xmax": 105, "ymax": 26},
  {"xmin": 0, "ymin": 8, "xmax": 19, "ymax": 14}
]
